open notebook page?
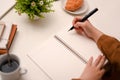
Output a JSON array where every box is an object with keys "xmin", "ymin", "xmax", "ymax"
[
  {"xmin": 0, "ymin": 0, "xmax": 15, "ymax": 19},
  {"xmin": 55, "ymin": 27, "xmax": 103, "ymax": 62},
  {"xmin": 27, "ymin": 37, "xmax": 85, "ymax": 80}
]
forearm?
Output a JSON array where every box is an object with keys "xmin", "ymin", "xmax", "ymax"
[{"xmin": 89, "ymin": 26, "xmax": 103, "ymax": 42}]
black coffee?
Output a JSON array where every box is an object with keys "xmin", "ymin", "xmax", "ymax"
[{"xmin": 0, "ymin": 59, "xmax": 19, "ymax": 73}]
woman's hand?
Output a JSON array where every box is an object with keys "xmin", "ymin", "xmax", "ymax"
[
  {"xmin": 72, "ymin": 55, "xmax": 106, "ymax": 80},
  {"xmin": 72, "ymin": 16, "xmax": 103, "ymax": 42}
]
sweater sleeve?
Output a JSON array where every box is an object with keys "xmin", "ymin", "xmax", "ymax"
[{"xmin": 97, "ymin": 34, "xmax": 120, "ymax": 71}]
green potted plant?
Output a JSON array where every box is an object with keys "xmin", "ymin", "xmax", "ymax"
[{"xmin": 15, "ymin": 0, "xmax": 54, "ymax": 20}]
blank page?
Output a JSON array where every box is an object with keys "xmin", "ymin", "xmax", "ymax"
[
  {"xmin": 55, "ymin": 27, "xmax": 103, "ymax": 61},
  {"xmin": 28, "ymin": 37, "xmax": 85, "ymax": 80}
]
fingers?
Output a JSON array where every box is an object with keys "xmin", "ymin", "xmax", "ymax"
[
  {"xmin": 100, "ymin": 68, "xmax": 106, "ymax": 75},
  {"xmin": 97, "ymin": 56, "xmax": 106, "ymax": 69},
  {"xmin": 93, "ymin": 55, "xmax": 102, "ymax": 67},
  {"xmin": 74, "ymin": 22, "xmax": 83, "ymax": 28},
  {"xmin": 93, "ymin": 55, "xmax": 106, "ymax": 70},
  {"xmin": 74, "ymin": 22, "xmax": 84, "ymax": 33},
  {"xmin": 75, "ymin": 28, "xmax": 83, "ymax": 34},
  {"xmin": 72, "ymin": 16, "xmax": 83, "ymax": 25},
  {"xmin": 87, "ymin": 56, "xmax": 93, "ymax": 66},
  {"xmin": 73, "ymin": 16, "xmax": 86, "ymax": 33},
  {"xmin": 74, "ymin": 22, "xmax": 84, "ymax": 34}
]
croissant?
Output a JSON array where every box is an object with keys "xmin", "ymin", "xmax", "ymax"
[{"xmin": 65, "ymin": 0, "xmax": 84, "ymax": 11}]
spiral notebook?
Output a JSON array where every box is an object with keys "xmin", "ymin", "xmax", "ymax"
[{"xmin": 27, "ymin": 26, "xmax": 105, "ymax": 80}]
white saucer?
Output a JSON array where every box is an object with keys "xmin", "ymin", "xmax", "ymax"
[{"xmin": 61, "ymin": 0, "xmax": 89, "ymax": 14}]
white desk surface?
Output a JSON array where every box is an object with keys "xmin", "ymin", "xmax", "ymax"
[{"xmin": 1, "ymin": 0, "xmax": 120, "ymax": 80}]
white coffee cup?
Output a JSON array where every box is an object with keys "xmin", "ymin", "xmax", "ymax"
[{"xmin": 0, "ymin": 54, "xmax": 27, "ymax": 80}]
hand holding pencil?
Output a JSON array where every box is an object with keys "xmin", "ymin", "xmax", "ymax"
[
  {"xmin": 68, "ymin": 8, "xmax": 98, "ymax": 31},
  {"xmin": 71, "ymin": 8, "xmax": 103, "ymax": 42}
]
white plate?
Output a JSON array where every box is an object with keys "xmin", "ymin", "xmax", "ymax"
[{"xmin": 61, "ymin": 0, "xmax": 89, "ymax": 14}]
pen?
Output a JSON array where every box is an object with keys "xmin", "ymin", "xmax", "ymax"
[{"xmin": 68, "ymin": 8, "xmax": 98, "ymax": 31}]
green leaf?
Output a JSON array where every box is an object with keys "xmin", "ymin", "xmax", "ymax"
[{"xmin": 15, "ymin": 0, "xmax": 54, "ymax": 20}]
